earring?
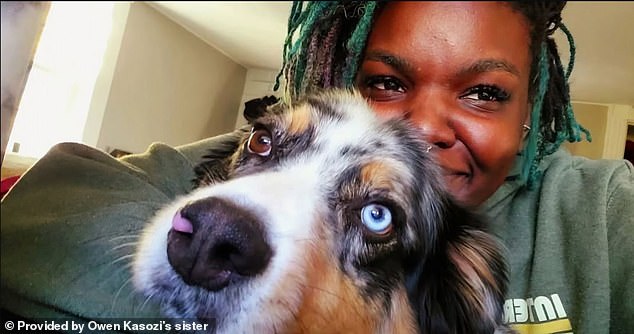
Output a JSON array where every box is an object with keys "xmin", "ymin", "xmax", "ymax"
[
  {"xmin": 522, "ymin": 124, "xmax": 531, "ymax": 132},
  {"xmin": 425, "ymin": 145, "xmax": 433, "ymax": 153}
]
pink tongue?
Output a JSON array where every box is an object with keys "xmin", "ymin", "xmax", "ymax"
[{"xmin": 172, "ymin": 211, "xmax": 193, "ymax": 233}]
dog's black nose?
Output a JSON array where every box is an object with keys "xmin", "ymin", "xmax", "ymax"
[{"xmin": 166, "ymin": 197, "xmax": 272, "ymax": 291}]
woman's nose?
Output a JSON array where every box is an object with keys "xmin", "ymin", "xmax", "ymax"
[{"xmin": 407, "ymin": 92, "xmax": 457, "ymax": 149}]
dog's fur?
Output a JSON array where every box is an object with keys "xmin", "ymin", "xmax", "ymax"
[{"xmin": 133, "ymin": 89, "xmax": 510, "ymax": 333}]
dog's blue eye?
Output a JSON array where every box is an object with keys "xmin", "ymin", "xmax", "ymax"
[{"xmin": 361, "ymin": 203, "xmax": 392, "ymax": 235}]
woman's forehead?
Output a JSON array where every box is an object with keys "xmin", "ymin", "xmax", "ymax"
[{"xmin": 366, "ymin": 2, "xmax": 532, "ymax": 75}]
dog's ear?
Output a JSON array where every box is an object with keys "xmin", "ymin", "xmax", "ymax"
[
  {"xmin": 407, "ymin": 203, "xmax": 511, "ymax": 333},
  {"xmin": 243, "ymin": 95, "xmax": 280, "ymax": 124}
]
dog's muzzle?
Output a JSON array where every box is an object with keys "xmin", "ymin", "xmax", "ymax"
[{"xmin": 166, "ymin": 197, "xmax": 273, "ymax": 291}]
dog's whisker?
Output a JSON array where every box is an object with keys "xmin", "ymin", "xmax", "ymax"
[
  {"xmin": 280, "ymin": 261, "xmax": 378, "ymax": 326},
  {"xmin": 107, "ymin": 258, "xmax": 135, "ymax": 277},
  {"xmin": 284, "ymin": 281, "xmax": 346, "ymax": 331},
  {"xmin": 138, "ymin": 291, "xmax": 157, "ymax": 315},
  {"xmin": 111, "ymin": 254, "xmax": 135, "ymax": 266},
  {"xmin": 282, "ymin": 269, "xmax": 345, "ymax": 300},
  {"xmin": 75, "ymin": 233, "xmax": 140, "ymax": 246},
  {"xmin": 108, "ymin": 235, "xmax": 140, "ymax": 243},
  {"xmin": 111, "ymin": 277, "xmax": 133, "ymax": 313},
  {"xmin": 267, "ymin": 232, "xmax": 326, "ymax": 243},
  {"xmin": 109, "ymin": 241, "xmax": 139, "ymax": 252},
  {"xmin": 108, "ymin": 235, "xmax": 139, "ymax": 249}
]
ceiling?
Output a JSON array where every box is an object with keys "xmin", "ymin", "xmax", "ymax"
[{"xmin": 148, "ymin": 1, "xmax": 634, "ymax": 105}]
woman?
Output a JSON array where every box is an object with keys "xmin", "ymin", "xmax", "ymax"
[
  {"xmin": 1, "ymin": 1, "xmax": 632, "ymax": 333},
  {"xmin": 276, "ymin": 2, "xmax": 632, "ymax": 333}
]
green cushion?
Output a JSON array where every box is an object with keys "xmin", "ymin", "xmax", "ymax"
[{"xmin": 1, "ymin": 133, "xmax": 235, "ymax": 324}]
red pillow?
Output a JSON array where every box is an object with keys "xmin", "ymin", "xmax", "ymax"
[{"xmin": 1, "ymin": 175, "xmax": 21, "ymax": 200}]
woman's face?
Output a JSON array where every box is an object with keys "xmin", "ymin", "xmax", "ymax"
[{"xmin": 356, "ymin": 2, "xmax": 532, "ymax": 207}]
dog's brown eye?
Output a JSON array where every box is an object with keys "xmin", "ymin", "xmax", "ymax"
[{"xmin": 247, "ymin": 129, "xmax": 272, "ymax": 156}]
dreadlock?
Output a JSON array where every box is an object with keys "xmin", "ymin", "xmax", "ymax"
[
  {"xmin": 273, "ymin": 1, "xmax": 380, "ymax": 98},
  {"xmin": 509, "ymin": 2, "xmax": 591, "ymax": 187},
  {"xmin": 275, "ymin": 1, "xmax": 590, "ymax": 189}
]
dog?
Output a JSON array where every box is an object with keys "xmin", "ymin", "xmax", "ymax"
[{"xmin": 132, "ymin": 89, "xmax": 510, "ymax": 333}]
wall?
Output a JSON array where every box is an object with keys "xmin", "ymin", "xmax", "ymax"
[
  {"xmin": 82, "ymin": 3, "xmax": 130, "ymax": 149},
  {"xmin": 97, "ymin": 2, "xmax": 246, "ymax": 154},
  {"xmin": 564, "ymin": 102, "xmax": 634, "ymax": 160},
  {"xmin": 0, "ymin": 2, "xmax": 50, "ymax": 163},
  {"xmin": 602, "ymin": 104, "xmax": 634, "ymax": 159},
  {"xmin": 564, "ymin": 102, "xmax": 609, "ymax": 159}
]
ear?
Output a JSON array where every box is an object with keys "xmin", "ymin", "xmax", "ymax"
[
  {"xmin": 243, "ymin": 95, "xmax": 280, "ymax": 123},
  {"xmin": 520, "ymin": 105, "xmax": 532, "ymax": 151},
  {"xmin": 407, "ymin": 204, "xmax": 511, "ymax": 333}
]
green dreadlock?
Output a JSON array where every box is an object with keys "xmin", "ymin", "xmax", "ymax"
[
  {"xmin": 274, "ymin": 1, "xmax": 591, "ymax": 189},
  {"xmin": 273, "ymin": 1, "xmax": 378, "ymax": 98},
  {"xmin": 519, "ymin": 18, "xmax": 592, "ymax": 187}
]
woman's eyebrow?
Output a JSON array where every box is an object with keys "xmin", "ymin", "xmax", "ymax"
[
  {"xmin": 364, "ymin": 50, "xmax": 415, "ymax": 74},
  {"xmin": 459, "ymin": 59, "xmax": 520, "ymax": 77},
  {"xmin": 364, "ymin": 51, "xmax": 519, "ymax": 78}
]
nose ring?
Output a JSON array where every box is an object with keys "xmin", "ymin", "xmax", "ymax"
[{"xmin": 425, "ymin": 145, "xmax": 433, "ymax": 153}]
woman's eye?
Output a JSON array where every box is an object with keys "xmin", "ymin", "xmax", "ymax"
[
  {"xmin": 360, "ymin": 76, "xmax": 407, "ymax": 102},
  {"xmin": 360, "ymin": 203, "xmax": 393, "ymax": 236},
  {"xmin": 366, "ymin": 76, "xmax": 405, "ymax": 92},
  {"xmin": 461, "ymin": 85, "xmax": 510, "ymax": 102},
  {"xmin": 247, "ymin": 128, "xmax": 272, "ymax": 156}
]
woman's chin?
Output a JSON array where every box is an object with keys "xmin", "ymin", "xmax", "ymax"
[{"xmin": 444, "ymin": 173, "xmax": 474, "ymax": 206}]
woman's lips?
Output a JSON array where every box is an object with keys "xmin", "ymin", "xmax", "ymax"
[
  {"xmin": 435, "ymin": 153, "xmax": 473, "ymax": 192},
  {"xmin": 442, "ymin": 166, "xmax": 471, "ymax": 178},
  {"xmin": 441, "ymin": 168, "xmax": 471, "ymax": 192}
]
